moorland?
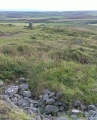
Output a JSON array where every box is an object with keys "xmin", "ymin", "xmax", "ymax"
[{"xmin": 0, "ymin": 11, "xmax": 97, "ymax": 105}]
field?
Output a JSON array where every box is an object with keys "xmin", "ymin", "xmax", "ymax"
[{"xmin": 0, "ymin": 11, "xmax": 97, "ymax": 104}]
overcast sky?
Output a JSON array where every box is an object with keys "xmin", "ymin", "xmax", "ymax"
[{"xmin": 0, "ymin": 0, "xmax": 97, "ymax": 11}]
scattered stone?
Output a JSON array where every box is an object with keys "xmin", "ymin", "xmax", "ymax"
[
  {"xmin": 43, "ymin": 89, "xmax": 51, "ymax": 95},
  {"xmin": 72, "ymin": 109, "xmax": 80, "ymax": 115},
  {"xmin": 46, "ymin": 98, "xmax": 55, "ymax": 105}
]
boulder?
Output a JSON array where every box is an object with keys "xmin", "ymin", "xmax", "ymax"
[
  {"xmin": 49, "ymin": 92, "xmax": 55, "ymax": 98},
  {"xmin": 19, "ymin": 84, "xmax": 28, "ymax": 91},
  {"xmin": 88, "ymin": 105, "xmax": 96, "ymax": 111},
  {"xmin": 43, "ymin": 94, "xmax": 49, "ymax": 102},
  {"xmin": 5, "ymin": 85, "xmax": 19, "ymax": 96},
  {"xmin": 22, "ymin": 91, "xmax": 31, "ymax": 97},
  {"xmin": 45, "ymin": 105, "xmax": 59, "ymax": 114},
  {"xmin": 46, "ymin": 99, "xmax": 55, "ymax": 105}
]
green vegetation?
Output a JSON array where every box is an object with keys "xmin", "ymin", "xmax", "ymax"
[
  {"xmin": 0, "ymin": 100, "xmax": 31, "ymax": 120},
  {"xmin": 0, "ymin": 11, "xmax": 97, "ymax": 105}
]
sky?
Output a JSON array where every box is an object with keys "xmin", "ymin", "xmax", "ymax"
[{"xmin": 0, "ymin": 0, "xmax": 97, "ymax": 11}]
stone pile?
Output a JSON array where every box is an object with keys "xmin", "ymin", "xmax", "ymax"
[{"xmin": 37, "ymin": 89, "xmax": 68, "ymax": 115}]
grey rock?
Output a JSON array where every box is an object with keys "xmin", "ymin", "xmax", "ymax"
[
  {"xmin": 0, "ymin": 80, "xmax": 4, "ymax": 86},
  {"xmin": 17, "ymin": 99, "xmax": 26, "ymax": 106},
  {"xmin": 43, "ymin": 94, "xmax": 49, "ymax": 102},
  {"xmin": 49, "ymin": 92, "xmax": 55, "ymax": 98},
  {"xmin": 43, "ymin": 118, "xmax": 50, "ymax": 120},
  {"xmin": 71, "ymin": 115, "xmax": 78, "ymax": 120},
  {"xmin": 73, "ymin": 100, "xmax": 81, "ymax": 108},
  {"xmin": 80, "ymin": 104, "xmax": 86, "ymax": 111},
  {"xmin": 5, "ymin": 85, "xmax": 19, "ymax": 96},
  {"xmin": 31, "ymin": 118, "xmax": 36, "ymax": 120},
  {"xmin": 11, "ymin": 97, "xmax": 18, "ymax": 104},
  {"xmin": 22, "ymin": 91, "xmax": 31, "ymax": 97},
  {"xmin": 43, "ymin": 89, "xmax": 51, "ymax": 95},
  {"xmin": 83, "ymin": 112, "xmax": 89, "ymax": 118},
  {"xmin": 88, "ymin": 105, "xmax": 96, "ymax": 111},
  {"xmin": 59, "ymin": 106, "xmax": 64, "ymax": 112},
  {"xmin": 18, "ymin": 77, "xmax": 26, "ymax": 83},
  {"xmin": 46, "ymin": 99, "xmax": 55, "ymax": 105},
  {"xmin": 19, "ymin": 84, "xmax": 28, "ymax": 91},
  {"xmin": 45, "ymin": 105, "xmax": 59, "ymax": 114},
  {"xmin": 89, "ymin": 110, "xmax": 96, "ymax": 117},
  {"xmin": 55, "ymin": 117, "xmax": 67, "ymax": 120}
]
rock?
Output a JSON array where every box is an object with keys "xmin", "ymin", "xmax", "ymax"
[
  {"xmin": 83, "ymin": 112, "xmax": 89, "ymax": 118},
  {"xmin": 19, "ymin": 84, "xmax": 28, "ymax": 91},
  {"xmin": 0, "ymin": 80, "xmax": 4, "ymax": 86},
  {"xmin": 59, "ymin": 106, "xmax": 64, "ymax": 112},
  {"xmin": 45, "ymin": 105, "xmax": 59, "ymax": 114},
  {"xmin": 55, "ymin": 117, "xmax": 67, "ymax": 120},
  {"xmin": 11, "ymin": 97, "xmax": 18, "ymax": 104},
  {"xmin": 43, "ymin": 94, "xmax": 49, "ymax": 102},
  {"xmin": 5, "ymin": 85, "xmax": 19, "ymax": 96},
  {"xmin": 72, "ymin": 109, "xmax": 80, "ymax": 115},
  {"xmin": 46, "ymin": 99, "xmax": 55, "ymax": 105},
  {"xmin": 43, "ymin": 90, "xmax": 51, "ymax": 95},
  {"xmin": 22, "ymin": 91, "xmax": 31, "ymax": 97},
  {"xmin": 43, "ymin": 118, "xmax": 50, "ymax": 120},
  {"xmin": 89, "ymin": 110, "xmax": 96, "ymax": 117},
  {"xmin": 31, "ymin": 118, "xmax": 36, "ymax": 120},
  {"xmin": 18, "ymin": 77, "xmax": 26, "ymax": 83},
  {"xmin": 49, "ymin": 92, "xmax": 55, "ymax": 98},
  {"xmin": 88, "ymin": 105, "xmax": 96, "ymax": 111},
  {"xmin": 17, "ymin": 99, "xmax": 26, "ymax": 106},
  {"xmin": 71, "ymin": 115, "xmax": 78, "ymax": 120},
  {"xmin": 88, "ymin": 111, "xmax": 97, "ymax": 120},
  {"xmin": 73, "ymin": 101, "xmax": 81, "ymax": 108},
  {"xmin": 80, "ymin": 104, "xmax": 86, "ymax": 111}
]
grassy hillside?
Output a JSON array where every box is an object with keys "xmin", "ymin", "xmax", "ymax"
[{"xmin": 0, "ymin": 12, "xmax": 97, "ymax": 105}]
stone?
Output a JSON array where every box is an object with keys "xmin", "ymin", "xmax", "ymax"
[
  {"xmin": 49, "ymin": 92, "xmax": 55, "ymax": 98},
  {"xmin": 59, "ymin": 106, "xmax": 64, "ymax": 112},
  {"xmin": 18, "ymin": 77, "xmax": 26, "ymax": 83},
  {"xmin": 55, "ymin": 117, "xmax": 67, "ymax": 120},
  {"xmin": 43, "ymin": 89, "xmax": 51, "ymax": 95},
  {"xmin": 17, "ymin": 99, "xmax": 26, "ymax": 106},
  {"xmin": 71, "ymin": 115, "xmax": 78, "ymax": 120},
  {"xmin": 45, "ymin": 105, "xmax": 59, "ymax": 114},
  {"xmin": 11, "ymin": 97, "xmax": 18, "ymax": 104},
  {"xmin": 5, "ymin": 85, "xmax": 19, "ymax": 96},
  {"xmin": 22, "ymin": 91, "xmax": 31, "ymax": 97},
  {"xmin": 43, "ymin": 94, "xmax": 49, "ymax": 102},
  {"xmin": 72, "ymin": 109, "xmax": 80, "ymax": 115},
  {"xmin": 73, "ymin": 101, "xmax": 81, "ymax": 108},
  {"xmin": 46, "ymin": 99, "xmax": 55, "ymax": 105},
  {"xmin": 31, "ymin": 118, "xmax": 36, "ymax": 120},
  {"xmin": 19, "ymin": 84, "xmax": 28, "ymax": 91},
  {"xmin": 0, "ymin": 80, "xmax": 4, "ymax": 86},
  {"xmin": 88, "ymin": 105, "xmax": 96, "ymax": 111},
  {"xmin": 43, "ymin": 118, "xmax": 50, "ymax": 120}
]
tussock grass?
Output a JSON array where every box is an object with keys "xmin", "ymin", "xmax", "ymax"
[{"xmin": 0, "ymin": 24, "xmax": 97, "ymax": 104}]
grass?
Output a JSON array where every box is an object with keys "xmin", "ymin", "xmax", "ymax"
[
  {"xmin": 0, "ymin": 20, "xmax": 97, "ymax": 105},
  {"xmin": 0, "ymin": 100, "xmax": 31, "ymax": 120}
]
